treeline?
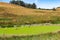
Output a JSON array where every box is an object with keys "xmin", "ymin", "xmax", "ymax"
[
  {"xmin": 38, "ymin": 8, "xmax": 56, "ymax": 11},
  {"xmin": 10, "ymin": 0, "xmax": 36, "ymax": 9}
]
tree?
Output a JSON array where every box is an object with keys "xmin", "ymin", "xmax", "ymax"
[
  {"xmin": 10, "ymin": 0, "xmax": 25, "ymax": 7},
  {"xmin": 26, "ymin": 4, "xmax": 32, "ymax": 8},
  {"xmin": 19, "ymin": 1, "xmax": 25, "ymax": 7},
  {"xmin": 10, "ymin": 0, "xmax": 16, "ymax": 4},
  {"xmin": 11, "ymin": 0, "xmax": 15, "ymax": 1},
  {"xmin": 53, "ymin": 8, "xmax": 56, "ymax": 11},
  {"xmin": 38, "ymin": 8, "xmax": 41, "ymax": 9},
  {"xmin": 32, "ymin": 3, "xmax": 36, "ymax": 9},
  {"xmin": 10, "ymin": 0, "xmax": 36, "ymax": 9}
]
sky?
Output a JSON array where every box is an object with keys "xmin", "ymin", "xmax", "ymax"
[{"xmin": 0, "ymin": 0, "xmax": 60, "ymax": 9}]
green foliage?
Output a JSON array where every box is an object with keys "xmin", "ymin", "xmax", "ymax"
[
  {"xmin": 52, "ymin": 8, "xmax": 56, "ymax": 11},
  {"xmin": 32, "ymin": 3, "xmax": 36, "ymax": 9},
  {"xmin": 19, "ymin": 1, "xmax": 25, "ymax": 7},
  {"xmin": 0, "ymin": 26, "xmax": 60, "ymax": 35},
  {"xmin": 0, "ymin": 26, "xmax": 60, "ymax": 40},
  {"xmin": 10, "ymin": 0, "xmax": 37, "ymax": 9},
  {"xmin": 0, "ymin": 24, "xmax": 14, "ymax": 28}
]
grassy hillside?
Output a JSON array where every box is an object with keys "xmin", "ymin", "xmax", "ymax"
[
  {"xmin": 0, "ymin": 2, "xmax": 56, "ymax": 15},
  {"xmin": 0, "ymin": 2, "xmax": 60, "ymax": 40},
  {"xmin": 0, "ymin": 2, "xmax": 60, "ymax": 15},
  {"xmin": 0, "ymin": 2, "xmax": 60, "ymax": 25}
]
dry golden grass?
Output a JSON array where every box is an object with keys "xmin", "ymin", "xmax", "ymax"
[
  {"xmin": 0, "ymin": 2, "xmax": 60, "ymax": 21},
  {"xmin": 0, "ymin": 2, "xmax": 60, "ymax": 16}
]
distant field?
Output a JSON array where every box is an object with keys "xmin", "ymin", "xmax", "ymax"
[{"xmin": 0, "ymin": 25, "xmax": 60, "ymax": 37}]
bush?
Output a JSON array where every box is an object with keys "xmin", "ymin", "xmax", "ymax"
[{"xmin": 52, "ymin": 8, "xmax": 56, "ymax": 11}]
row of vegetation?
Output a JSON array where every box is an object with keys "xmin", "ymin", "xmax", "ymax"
[
  {"xmin": 10, "ymin": 0, "xmax": 56, "ymax": 11},
  {"xmin": 0, "ymin": 15, "xmax": 60, "ymax": 27},
  {"xmin": 10, "ymin": 0, "xmax": 37, "ymax": 9},
  {"xmin": 0, "ymin": 32, "xmax": 60, "ymax": 40}
]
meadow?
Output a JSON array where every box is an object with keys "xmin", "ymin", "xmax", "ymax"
[
  {"xmin": 0, "ymin": 25, "xmax": 60, "ymax": 37},
  {"xmin": 0, "ymin": 2, "xmax": 60, "ymax": 40},
  {"xmin": 0, "ymin": 25, "xmax": 60, "ymax": 40}
]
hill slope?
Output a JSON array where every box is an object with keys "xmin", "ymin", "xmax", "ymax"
[
  {"xmin": 0, "ymin": 2, "xmax": 60, "ymax": 16},
  {"xmin": 0, "ymin": 2, "xmax": 60, "ymax": 25},
  {"xmin": 0, "ymin": 2, "xmax": 54, "ymax": 15}
]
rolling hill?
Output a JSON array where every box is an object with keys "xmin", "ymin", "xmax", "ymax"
[
  {"xmin": 0, "ymin": 2, "xmax": 60, "ymax": 25},
  {"xmin": 0, "ymin": 2, "xmax": 58, "ymax": 16}
]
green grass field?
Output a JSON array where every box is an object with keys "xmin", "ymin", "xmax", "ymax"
[{"xmin": 0, "ymin": 25, "xmax": 60, "ymax": 37}]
